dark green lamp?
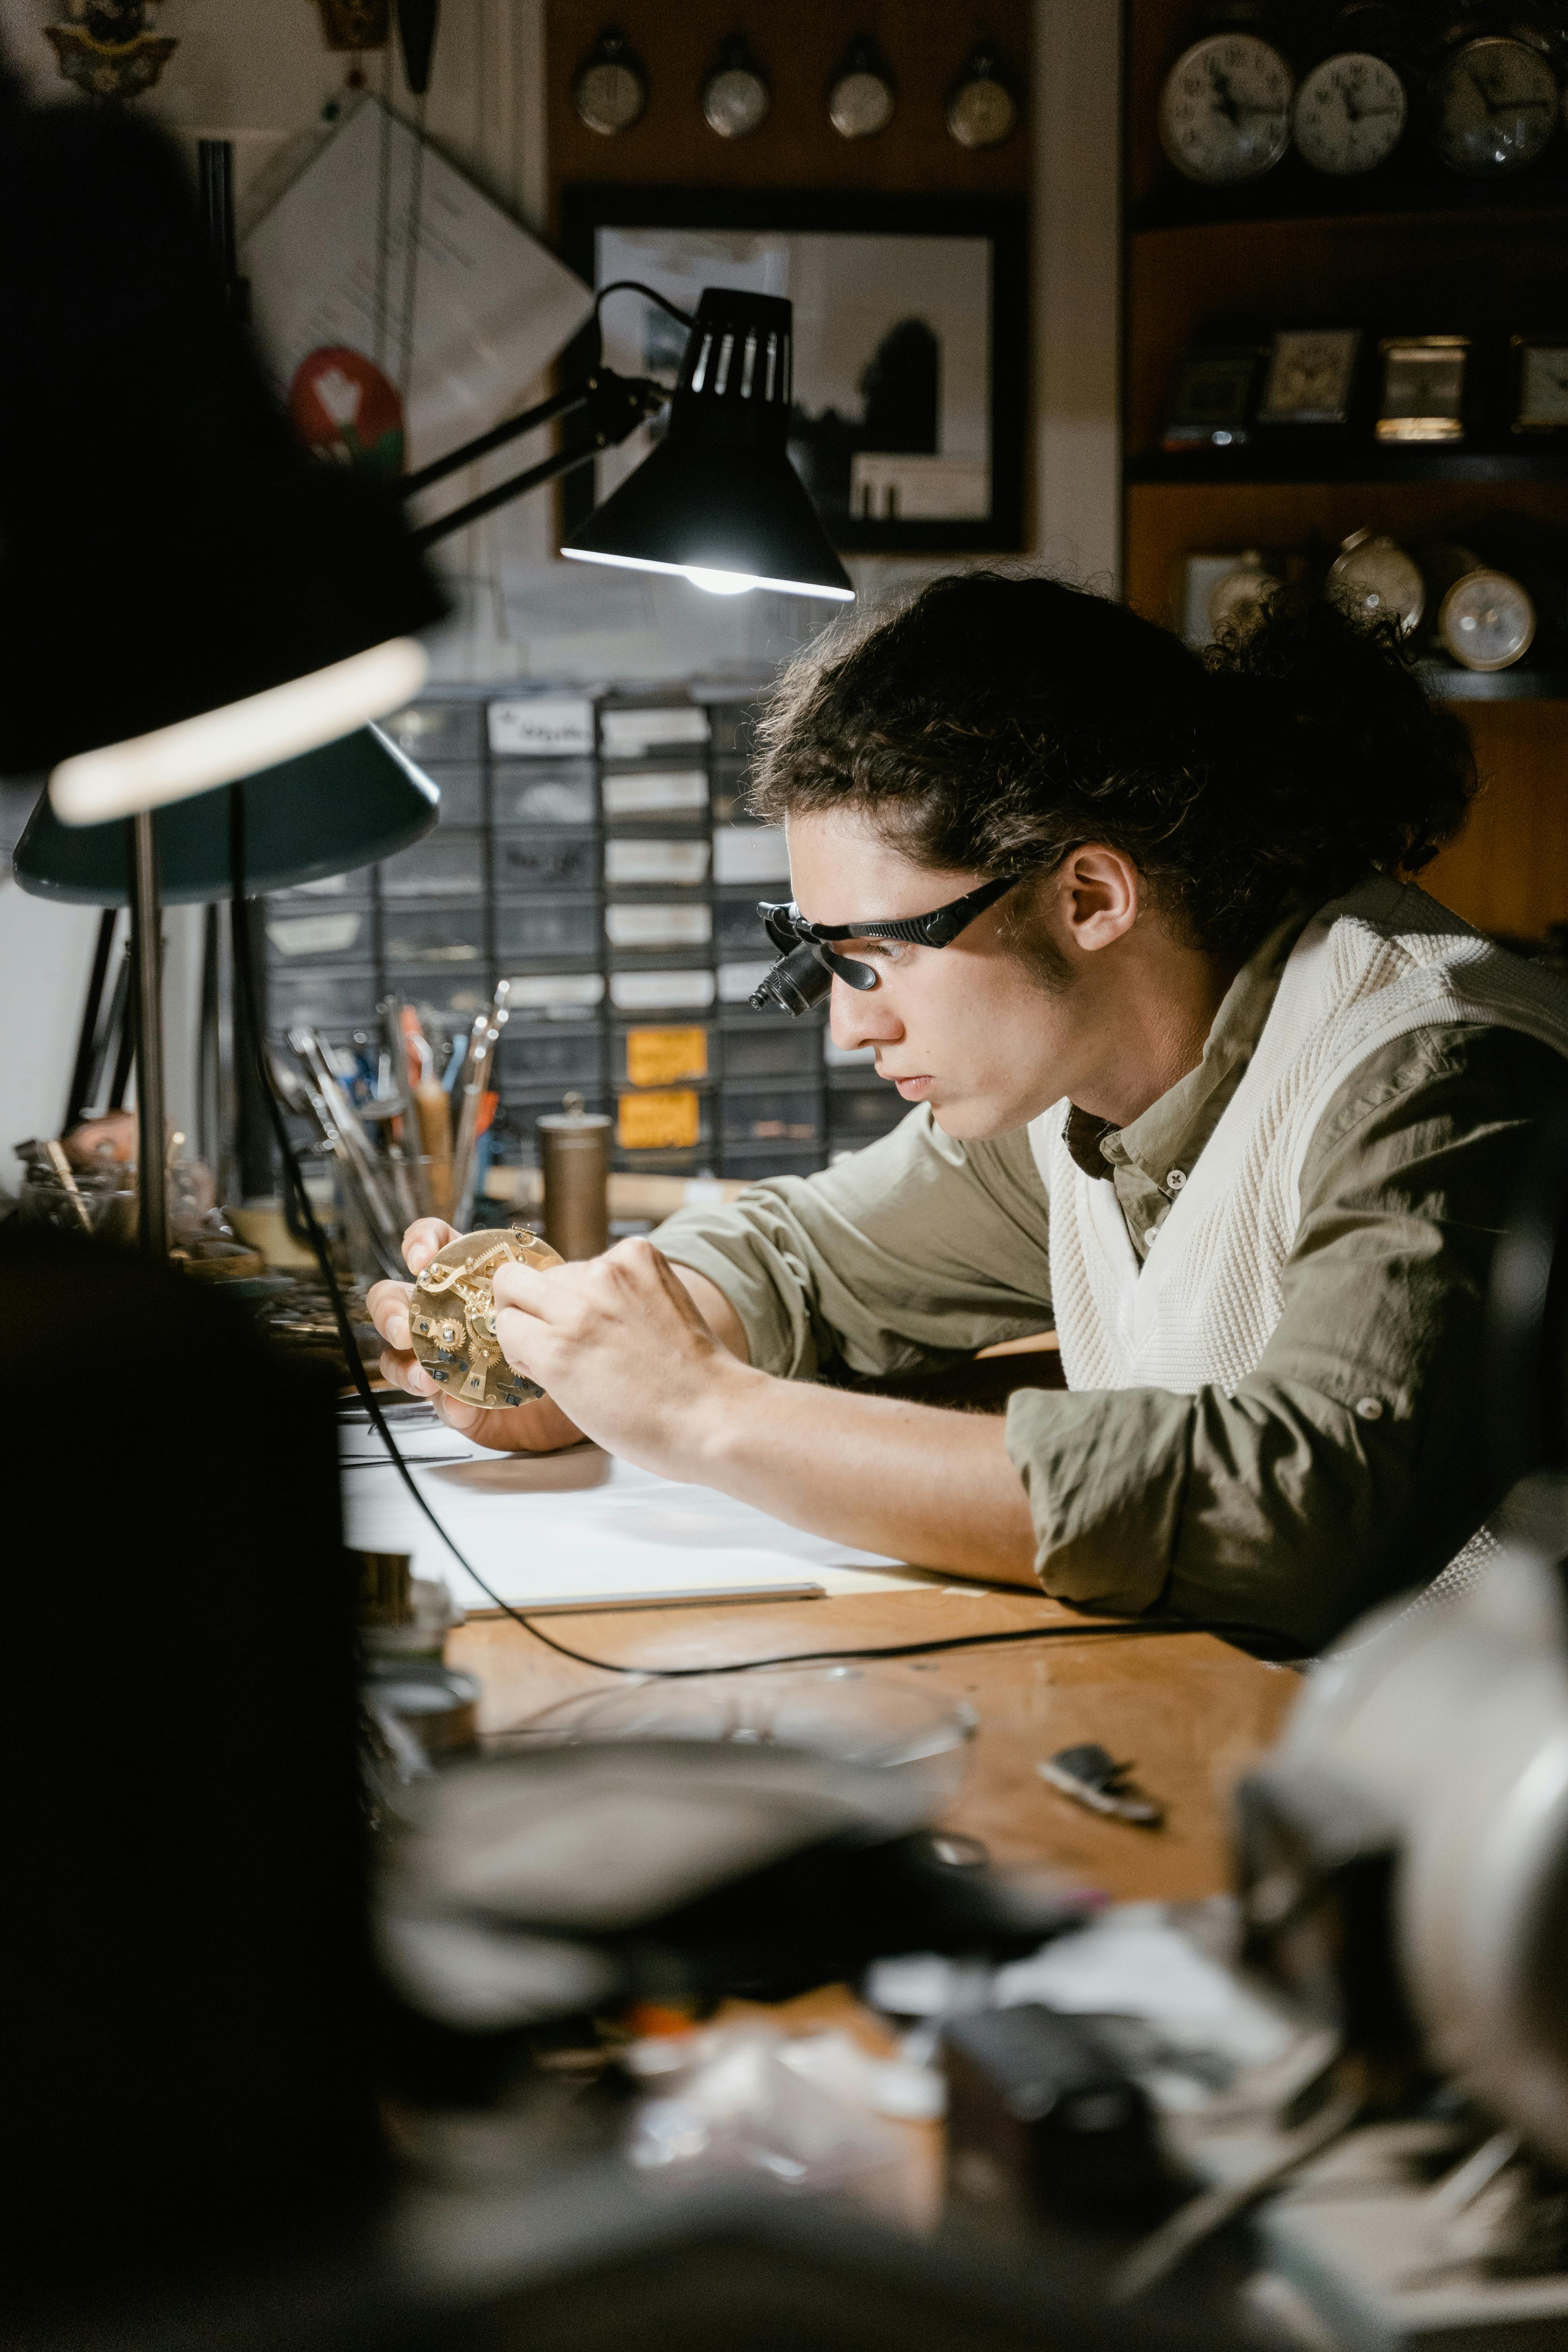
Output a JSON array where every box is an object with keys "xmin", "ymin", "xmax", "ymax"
[{"xmin": 12, "ymin": 726, "xmax": 438, "ymax": 907}]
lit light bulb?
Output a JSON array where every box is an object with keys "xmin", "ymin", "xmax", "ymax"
[{"xmin": 683, "ymin": 567, "xmax": 759, "ymax": 596}]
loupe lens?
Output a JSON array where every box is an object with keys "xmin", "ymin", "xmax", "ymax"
[{"xmin": 750, "ymin": 942, "xmax": 831, "ymax": 1016}]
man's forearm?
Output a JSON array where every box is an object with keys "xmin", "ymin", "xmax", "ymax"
[{"xmin": 693, "ymin": 1363, "xmax": 1041, "ymax": 1587}]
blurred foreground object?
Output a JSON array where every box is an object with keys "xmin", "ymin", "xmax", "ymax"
[
  {"xmin": 0, "ymin": 92, "xmax": 443, "ymax": 1259},
  {"xmin": 0, "ymin": 1224, "xmax": 375, "ymax": 2314}
]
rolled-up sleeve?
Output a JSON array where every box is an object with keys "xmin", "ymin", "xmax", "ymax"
[
  {"xmin": 655, "ymin": 1105, "xmax": 1054, "ymax": 1380},
  {"xmin": 1004, "ymin": 1026, "xmax": 1568, "ymax": 1651}
]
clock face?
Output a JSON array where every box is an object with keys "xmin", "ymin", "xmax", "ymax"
[
  {"xmin": 1431, "ymin": 37, "xmax": 1558, "ymax": 176},
  {"xmin": 1257, "ymin": 328, "xmax": 1360, "ymax": 424},
  {"xmin": 1440, "ymin": 569, "xmax": 1536, "ymax": 670},
  {"xmin": 703, "ymin": 64, "xmax": 770, "ymax": 139},
  {"xmin": 829, "ymin": 67, "xmax": 895, "ymax": 139},
  {"xmin": 1159, "ymin": 33, "xmax": 1294, "ymax": 184},
  {"xmin": 947, "ymin": 75, "xmax": 1016, "ymax": 149},
  {"xmin": 1208, "ymin": 556, "xmax": 1280, "ymax": 638},
  {"xmin": 574, "ymin": 58, "xmax": 647, "ymax": 138},
  {"xmin": 1328, "ymin": 534, "xmax": 1425, "ymax": 634},
  {"xmin": 1518, "ymin": 343, "xmax": 1568, "ymax": 429},
  {"xmin": 1294, "ymin": 52, "xmax": 1407, "ymax": 174}
]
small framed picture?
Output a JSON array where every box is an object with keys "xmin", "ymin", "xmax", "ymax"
[
  {"xmin": 1512, "ymin": 336, "xmax": 1568, "ymax": 435},
  {"xmin": 1160, "ymin": 346, "xmax": 1260, "ymax": 451},
  {"xmin": 1255, "ymin": 327, "xmax": 1360, "ymax": 426},
  {"xmin": 1377, "ymin": 336, "xmax": 1469, "ymax": 443}
]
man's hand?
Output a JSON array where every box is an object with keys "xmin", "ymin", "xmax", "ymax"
[
  {"xmin": 365, "ymin": 1218, "xmax": 586, "ymax": 1454},
  {"xmin": 489, "ymin": 1236, "xmax": 755, "ymax": 1479}
]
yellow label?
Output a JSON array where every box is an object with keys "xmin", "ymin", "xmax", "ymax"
[
  {"xmin": 626, "ymin": 1025, "xmax": 709, "ymax": 1087},
  {"xmin": 617, "ymin": 1089, "xmax": 701, "ymax": 1150}
]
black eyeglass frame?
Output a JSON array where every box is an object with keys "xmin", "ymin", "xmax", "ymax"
[{"xmin": 750, "ymin": 876, "xmax": 1019, "ymax": 1014}]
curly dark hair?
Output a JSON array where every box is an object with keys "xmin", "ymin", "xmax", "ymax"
[{"xmin": 747, "ymin": 573, "xmax": 1477, "ymax": 957}]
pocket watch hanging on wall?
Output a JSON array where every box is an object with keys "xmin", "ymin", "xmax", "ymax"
[
  {"xmin": 946, "ymin": 43, "xmax": 1018, "ymax": 149},
  {"xmin": 702, "ymin": 34, "xmax": 771, "ymax": 139},
  {"xmin": 574, "ymin": 25, "xmax": 649, "ymax": 137},
  {"xmin": 828, "ymin": 36, "xmax": 896, "ymax": 139}
]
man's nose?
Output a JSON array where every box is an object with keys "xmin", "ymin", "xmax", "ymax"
[{"xmin": 830, "ymin": 972, "xmax": 902, "ymax": 1052}]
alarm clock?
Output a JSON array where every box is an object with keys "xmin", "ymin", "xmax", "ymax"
[
  {"xmin": 1293, "ymin": 50, "xmax": 1407, "ymax": 174},
  {"xmin": 1428, "ymin": 35, "xmax": 1558, "ymax": 176},
  {"xmin": 1159, "ymin": 31, "xmax": 1294, "ymax": 183},
  {"xmin": 1328, "ymin": 529, "xmax": 1425, "ymax": 635},
  {"xmin": 1440, "ymin": 568, "xmax": 1536, "ymax": 671}
]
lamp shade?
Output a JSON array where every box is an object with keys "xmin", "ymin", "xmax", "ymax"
[
  {"xmin": 11, "ymin": 727, "xmax": 439, "ymax": 907},
  {"xmin": 0, "ymin": 95, "xmax": 445, "ymax": 792},
  {"xmin": 562, "ymin": 289, "xmax": 854, "ymax": 602}
]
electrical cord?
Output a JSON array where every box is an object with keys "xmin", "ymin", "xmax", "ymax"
[{"xmin": 228, "ymin": 793, "xmax": 1231, "ymax": 1681}]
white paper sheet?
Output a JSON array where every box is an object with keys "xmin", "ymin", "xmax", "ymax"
[
  {"xmin": 243, "ymin": 97, "xmax": 593, "ymax": 470},
  {"xmin": 340, "ymin": 1429, "xmax": 919, "ymax": 1615}
]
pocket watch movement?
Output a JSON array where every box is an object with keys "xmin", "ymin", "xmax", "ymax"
[{"xmin": 408, "ymin": 1227, "xmax": 564, "ymax": 1410}]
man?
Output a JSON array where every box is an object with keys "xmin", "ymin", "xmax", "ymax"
[{"xmin": 370, "ymin": 576, "xmax": 1568, "ymax": 1651}]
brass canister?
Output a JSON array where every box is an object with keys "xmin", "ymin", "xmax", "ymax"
[{"xmin": 537, "ymin": 1092, "xmax": 611, "ymax": 1259}]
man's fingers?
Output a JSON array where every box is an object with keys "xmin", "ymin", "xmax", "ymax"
[
  {"xmin": 379, "ymin": 1345, "xmax": 435, "ymax": 1397},
  {"xmin": 403, "ymin": 1217, "xmax": 458, "ymax": 1273},
  {"xmin": 367, "ymin": 1278, "xmax": 414, "ymax": 1349},
  {"xmin": 490, "ymin": 1235, "xmax": 665, "ymax": 1319}
]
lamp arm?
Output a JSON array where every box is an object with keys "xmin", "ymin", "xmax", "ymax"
[
  {"xmin": 408, "ymin": 368, "xmax": 668, "ymax": 552},
  {"xmin": 398, "ymin": 278, "xmax": 691, "ymax": 502},
  {"xmin": 399, "ymin": 377, "xmax": 589, "ymax": 498}
]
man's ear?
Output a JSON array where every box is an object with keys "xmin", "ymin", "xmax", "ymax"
[{"xmin": 1060, "ymin": 844, "xmax": 1141, "ymax": 954}]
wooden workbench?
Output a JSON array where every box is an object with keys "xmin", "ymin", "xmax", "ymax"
[{"xmin": 448, "ymin": 1581, "xmax": 1298, "ymax": 1906}]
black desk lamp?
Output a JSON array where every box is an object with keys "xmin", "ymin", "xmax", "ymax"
[
  {"xmin": 0, "ymin": 104, "xmax": 445, "ymax": 1254},
  {"xmin": 404, "ymin": 279, "xmax": 854, "ymax": 603},
  {"xmin": 10, "ymin": 118, "xmax": 852, "ymax": 1255}
]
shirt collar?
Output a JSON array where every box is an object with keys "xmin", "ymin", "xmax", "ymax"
[{"xmin": 1062, "ymin": 894, "xmax": 1320, "ymax": 1185}]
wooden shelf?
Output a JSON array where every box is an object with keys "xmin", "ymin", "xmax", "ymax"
[
  {"xmin": 1133, "ymin": 176, "xmax": 1568, "ymax": 237},
  {"xmin": 1417, "ymin": 666, "xmax": 1568, "ymax": 704},
  {"xmin": 1128, "ymin": 449, "xmax": 1568, "ymax": 487},
  {"xmin": 1124, "ymin": 0, "xmax": 1568, "ymax": 935}
]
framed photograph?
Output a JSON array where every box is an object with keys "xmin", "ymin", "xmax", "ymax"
[
  {"xmin": 560, "ymin": 187, "xmax": 1027, "ymax": 554},
  {"xmin": 1512, "ymin": 335, "xmax": 1568, "ymax": 435},
  {"xmin": 1377, "ymin": 336, "xmax": 1469, "ymax": 443},
  {"xmin": 1255, "ymin": 328, "xmax": 1361, "ymax": 427},
  {"xmin": 1160, "ymin": 345, "xmax": 1261, "ymax": 450}
]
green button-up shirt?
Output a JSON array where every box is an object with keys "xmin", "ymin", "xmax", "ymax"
[{"xmin": 654, "ymin": 892, "xmax": 1568, "ymax": 1650}]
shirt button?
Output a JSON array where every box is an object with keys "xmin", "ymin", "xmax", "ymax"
[
  {"xmin": 1166, "ymin": 1170, "xmax": 1186, "ymax": 1191},
  {"xmin": 1143, "ymin": 1226, "xmax": 1161, "ymax": 1249},
  {"xmin": 1354, "ymin": 1396, "xmax": 1384, "ymax": 1422}
]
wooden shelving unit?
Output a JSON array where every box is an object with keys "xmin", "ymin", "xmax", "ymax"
[{"xmin": 1123, "ymin": 2, "xmax": 1568, "ymax": 935}]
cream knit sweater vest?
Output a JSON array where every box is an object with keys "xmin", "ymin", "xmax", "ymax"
[{"xmin": 1029, "ymin": 877, "xmax": 1568, "ymax": 1400}]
